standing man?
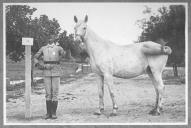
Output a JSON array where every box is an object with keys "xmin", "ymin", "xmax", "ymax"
[{"xmin": 34, "ymin": 35, "xmax": 65, "ymax": 119}]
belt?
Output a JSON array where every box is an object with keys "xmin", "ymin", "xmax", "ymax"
[{"xmin": 44, "ymin": 61, "xmax": 60, "ymax": 64}]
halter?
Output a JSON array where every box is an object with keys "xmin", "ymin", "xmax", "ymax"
[{"xmin": 75, "ymin": 27, "xmax": 87, "ymax": 43}]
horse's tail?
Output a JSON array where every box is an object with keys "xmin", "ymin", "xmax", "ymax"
[
  {"xmin": 162, "ymin": 46, "xmax": 172, "ymax": 55},
  {"xmin": 142, "ymin": 41, "xmax": 172, "ymax": 55},
  {"xmin": 155, "ymin": 38, "xmax": 172, "ymax": 55}
]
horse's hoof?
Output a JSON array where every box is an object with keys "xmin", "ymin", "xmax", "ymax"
[
  {"xmin": 94, "ymin": 112, "xmax": 102, "ymax": 115},
  {"xmin": 152, "ymin": 111, "xmax": 160, "ymax": 116},
  {"xmin": 94, "ymin": 109, "xmax": 104, "ymax": 115},
  {"xmin": 109, "ymin": 107, "xmax": 118, "ymax": 116},
  {"xmin": 149, "ymin": 109, "xmax": 160, "ymax": 116},
  {"xmin": 110, "ymin": 113, "xmax": 117, "ymax": 117}
]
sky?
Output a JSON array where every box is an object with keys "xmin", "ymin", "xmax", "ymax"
[{"xmin": 7, "ymin": 3, "xmax": 179, "ymax": 45}]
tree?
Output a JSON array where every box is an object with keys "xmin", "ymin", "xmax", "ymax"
[
  {"xmin": 6, "ymin": 5, "xmax": 37, "ymax": 62},
  {"xmin": 6, "ymin": 5, "xmax": 84, "ymax": 63},
  {"xmin": 6, "ymin": 5, "xmax": 63, "ymax": 86},
  {"xmin": 6, "ymin": 5, "xmax": 62, "ymax": 61},
  {"xmin": 30, "ymin": 15, "xmax": 61, "ymax": 53},
  {"xmin": 58, "ymin": 31, "xmax": 82, "ymax": 61},
  {"xmin": 137, "ymin": 5, "xmax": 185, "ymax": 76}
]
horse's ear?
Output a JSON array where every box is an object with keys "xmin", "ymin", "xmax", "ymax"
[
  {"xmin": 84, "ymin": 15, "xmax": 88, "ymax": 22},
  {"xmin": 74, "ymin": 16, "xmax": 78, "ymax": 23}
]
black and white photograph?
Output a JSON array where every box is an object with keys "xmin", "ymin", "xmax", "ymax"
[{"xmin": 3, "ymin": 2, "xmax": 188, "ymax": 125}]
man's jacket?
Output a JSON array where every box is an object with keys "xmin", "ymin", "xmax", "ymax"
[{"xmin": 34, "ymin": 43, "xmax": 65, "ymax": 76}]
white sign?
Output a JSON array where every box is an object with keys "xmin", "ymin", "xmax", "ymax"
[{"xmin": 22, "ymin": 37, "xmax": 33, "ymax": 45}]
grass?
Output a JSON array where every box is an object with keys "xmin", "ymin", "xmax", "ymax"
[
  {"xmin": 6, "ymin": 59, "xmax": 90, "ymax": 81},
  {"xmin": 6, "ymin": 59, "xmax": 91, "ymax": 101},
  {"xmin": 162, "ymin": 67, "xmax": 185, "ymax": 84}
]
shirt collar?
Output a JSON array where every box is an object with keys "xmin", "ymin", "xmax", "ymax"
[{"xmin": 47, "ymin": 43, "xmax": 55, "ymax": 47}]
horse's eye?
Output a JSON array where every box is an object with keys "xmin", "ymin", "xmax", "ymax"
[{"xmin": 83, "ymin": 27, "xmax": 86, "ymax": 30}]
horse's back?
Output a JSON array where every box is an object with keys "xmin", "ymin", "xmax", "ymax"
[
  {"xmin": 91, "ymin": 40, "xmax": 168, "ymax": 78},
  {"xmin": 107, "ymin": 42, "xmax": 168, "ymax": 78}
]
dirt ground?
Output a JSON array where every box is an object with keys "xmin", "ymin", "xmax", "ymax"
[{"xmin": 6, "ymin": 72, "xmax": 186, "ymax": 124}]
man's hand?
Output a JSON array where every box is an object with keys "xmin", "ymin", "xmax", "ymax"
[
  {"xmin": 35, "ymin": 63, "xmax": 45, "ymax": 70},
  {"xmin": 44, "ymin": 64, "xmax": 53, "ymax": 70}
]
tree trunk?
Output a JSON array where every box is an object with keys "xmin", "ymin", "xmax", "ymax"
[
  {"xmin": 66, "ymin": 49, "xmax": 75, "ymax": 61},
  {"xmin": 31, "ymin": 54, "xmax": 34, "ymax": 87},
  {"xmin": 173, "ymin": 63, "xmax": 178, "ymax": 77}
]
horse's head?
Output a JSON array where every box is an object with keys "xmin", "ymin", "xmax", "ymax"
[{"xmin": 74, "ymin": 15, "xmax": 88, "ymax": 43}]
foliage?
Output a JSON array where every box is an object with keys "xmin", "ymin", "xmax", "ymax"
[
  {"xmin": 6, "ymin": 5, "xmax": 87, "ymax": 62},
  {"xmin": 6, "ymin": 5, "xmax": 37, "ymax": 62},
  {"xmin": 30, "ymin": 15, "xmax": 61, "ymax": 54},
  {"xmin": 137, "ymin": 5, "xmax": 185, "ymax": 66},
  {"xmin": 6, "ymin": 5, "xmax": 61, "ymax": 61},
  {"xmin": 58, "ymin": 31, "xmax": 81, "ymax": 59}
]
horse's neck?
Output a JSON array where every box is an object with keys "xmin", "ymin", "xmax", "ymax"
[
  {"xmin": 84, "ymin": 28, "xmax": 106, "ymax": 61},
  {"xmin": 85, "ymin": 28, "xmax": 104, "ymax": 45}
]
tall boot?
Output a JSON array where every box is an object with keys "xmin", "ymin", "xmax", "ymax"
[
  {"xmin": 45, "ymin": 100, "xmax": 52, "ymax": 119},
  {"xmin": 51, "ymin": 101, "xmax": 58, "ymax": 119}
]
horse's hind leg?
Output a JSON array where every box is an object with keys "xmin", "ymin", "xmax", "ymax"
[
  {"xmin": 147, "ymin": 67, "xmax": 165, "ymax": 116},
  {"xmin": 94, "ymin": 75, "xmax": 104, "ymax": 115}
]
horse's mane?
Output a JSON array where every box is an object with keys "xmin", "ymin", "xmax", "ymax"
[{"xmin": 85, "ymin": 27, "xmax": 105, "ymax": 42}]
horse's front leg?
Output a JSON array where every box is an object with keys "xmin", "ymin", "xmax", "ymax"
[
  {"xmin": 104, "ymin": 73, "xmax": 118, "ymax": 116},
  {"xmin": 94, "ymin": 75, "xmax": 104, "ymax": 115}
]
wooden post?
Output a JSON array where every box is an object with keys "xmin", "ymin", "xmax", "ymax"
[
  {"xmin": 25, "ymin": 45, "xmax": 31, "ymax": 118},
  {"xmin": 22, "ymin": 37, "xmax": 33, "ymax": 119}
]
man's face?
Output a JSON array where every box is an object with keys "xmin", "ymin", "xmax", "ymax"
[{"xmin": 48, "ymin": 35, "xmax": 55, "ymax": 44}]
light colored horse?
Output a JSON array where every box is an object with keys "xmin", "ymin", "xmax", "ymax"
[{"xmin": 74, "ymin": 15, "xmax": 172, "ymax": 116}]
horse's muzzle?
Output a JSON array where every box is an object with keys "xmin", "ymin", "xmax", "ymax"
[{"xmin": 75, "ymin": 35, "xmax": 83, "ymax": 42}]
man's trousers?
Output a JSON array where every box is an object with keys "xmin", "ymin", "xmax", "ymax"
[{"xmin": 44, "ymin": 76, "xmax": 60, "ymax": 101}]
